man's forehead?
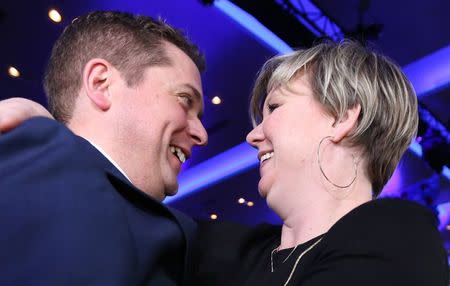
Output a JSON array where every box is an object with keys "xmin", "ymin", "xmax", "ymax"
[{"xmin": 181, "ymin": 83, "xmax": 202, "ymax": 98}]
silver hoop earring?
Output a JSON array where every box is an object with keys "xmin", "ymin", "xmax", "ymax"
[{"xmin": 317, "ymin": 136, "xmax": 357, "ymax": 189}]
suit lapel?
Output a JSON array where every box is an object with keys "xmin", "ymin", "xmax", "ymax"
[
  {"xmin": 170, "ymin": 208, "xmax": 197, "ymax": 285},
  {"xmin": 76, "ymin": 135, "xmax": 197, "ymax": 284}
]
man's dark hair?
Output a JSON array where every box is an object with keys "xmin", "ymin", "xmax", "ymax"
[{"xmin": 44, "ymin": 11, "xmax": 205, "ymax": 123}]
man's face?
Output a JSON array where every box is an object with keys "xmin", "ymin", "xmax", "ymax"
[{"xmin": 111, "ymin": 43, "xmax": 207, "ymax": 201}]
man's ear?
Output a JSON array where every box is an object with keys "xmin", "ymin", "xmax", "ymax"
[
  {"xmin": 331, "ymin": 103, "xmax": 361, "ymax": 143},
  {"xmin": 82, "ymin": 58, "xmax": 113, "ymax": 111}
]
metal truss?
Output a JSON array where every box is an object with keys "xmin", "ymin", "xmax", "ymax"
[{"xmin": 274, "ymin": 0, "xmax": 344, "ymax": 41}]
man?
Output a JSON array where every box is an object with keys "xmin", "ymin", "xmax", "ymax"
[{"xmin": 0, "ymin": 11, "xmax": 207, "ymax": 285}]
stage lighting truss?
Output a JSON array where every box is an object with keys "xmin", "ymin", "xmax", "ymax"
[
  {"xmin": 274, "ymin": 0, "xmax": 344, "ymax": 41},
  {"xmin": 418, "ymin": 104, "xmax": 450, "ymax": 174},
  {"xmin": 419, "ymin": 104, "xmax": 450, "ymax": 144}
]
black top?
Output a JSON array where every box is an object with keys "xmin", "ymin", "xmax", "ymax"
[{"xmin": 190, "ymin": 199, "xmax": 448, "ymax": 286}]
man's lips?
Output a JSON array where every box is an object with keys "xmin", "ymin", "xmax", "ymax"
[{"xmin": 169, "ymin": 145, "xmax": 190, "ymax": 163}]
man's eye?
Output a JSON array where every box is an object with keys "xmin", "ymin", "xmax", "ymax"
[
  {"xmin": 178, "ymin": 94, "xmax": 193, "ymax": 107},
  {"xmin": 267, "ymin": 103, "xmax": 279, "ymax": 113}
]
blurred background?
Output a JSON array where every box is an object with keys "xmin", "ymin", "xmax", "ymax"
[{"xmin": 1, "ymin": 0, "xmax": 449, "ymax": 260}]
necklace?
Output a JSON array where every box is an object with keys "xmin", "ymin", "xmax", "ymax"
[
  {"xmin": 270, "ymin": 245, "xmax": 298, "ymax": 273},
  {"xmin": 270, "ymin": 237, "xmax": 323, "ymax": 286}
]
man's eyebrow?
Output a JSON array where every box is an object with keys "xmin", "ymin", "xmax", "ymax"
[{"xmin": 182, "ymin": 83, "xmax": 204, "ymax": 119}]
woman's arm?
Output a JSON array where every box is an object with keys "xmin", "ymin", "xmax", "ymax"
[{"xmin": 0, "ymin": 97, "xmax": 53, "ymax": 133}]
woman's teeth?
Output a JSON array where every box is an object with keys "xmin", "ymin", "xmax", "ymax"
[{"xmin": 261, "ymin": 152, "xmax": 273, "ymax": 163}]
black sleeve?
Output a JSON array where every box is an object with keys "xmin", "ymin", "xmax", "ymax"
[
  {"xmin": 302, "ymin": 199, "xmax": 449, "ymax": 286},
  {"xmin": 189, "ymin": 220, "xmax": 280, "ymax": 286}
]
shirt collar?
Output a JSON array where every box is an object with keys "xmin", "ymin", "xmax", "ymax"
[{"xmin": 85, "ymin": 139, "xmax": 133, "ymax": 184}]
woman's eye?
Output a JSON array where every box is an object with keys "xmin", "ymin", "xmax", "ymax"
[{"xmin": 267, "ymin": 103, "xmax": 279, "ymax": 113}]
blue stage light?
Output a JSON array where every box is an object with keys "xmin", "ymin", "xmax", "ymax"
[
  {"xmin": 408, "ymin": 142, "xmax": 423, "ymax": 158},
  {"xmin": 437, "ymin": 202, "xmax": 450, "ymax": 230},
  {"xmin": 165, "ymin": 143, "xmax": 258, "ymax": 203},
  {"xmin": 213, "ymin": 0, "xmax": 292, "ymax": 54},
  {"xmin": 403, "ymin": 45, "xmax": 450, "ymax": 97}
]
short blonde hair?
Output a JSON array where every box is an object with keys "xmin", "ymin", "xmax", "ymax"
[{"xmin": 250, "ymin": 40, "xmax": 418, "ymax": 196}]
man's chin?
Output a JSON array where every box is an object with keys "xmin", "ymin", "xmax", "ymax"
[{"xmin": 164, "ymin": 183, "xmax": 179, "ymax": 197}]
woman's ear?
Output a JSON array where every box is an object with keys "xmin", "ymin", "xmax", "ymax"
[
  {"xmin": 82, "ymin": 58, "xmax": 112, "ymax": 111},
  {"xmin": 331, "ymin": 103, "xmax": 361, "ymax": 143}
]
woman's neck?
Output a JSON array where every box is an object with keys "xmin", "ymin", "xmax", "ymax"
[{"xmin": 276, "ymin": 178, "xmax": 372, "ymax": 250}]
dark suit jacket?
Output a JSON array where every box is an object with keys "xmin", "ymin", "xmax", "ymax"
[{"xmin": 0, "ymin": 117, "xmax": 196, "ymax": 286}]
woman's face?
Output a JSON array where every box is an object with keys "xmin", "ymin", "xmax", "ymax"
[{"xmin": 246, "ymin": 72, "xmax": 335, "ymax": 203}]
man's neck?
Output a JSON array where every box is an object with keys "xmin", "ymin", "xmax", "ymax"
[{"xmin": 85, "ymin": 138, "xmax": 133, "ymax": 183}]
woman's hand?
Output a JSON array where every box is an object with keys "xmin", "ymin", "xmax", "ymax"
[{"xmin": 0, "ymin": 97, "xmax": 54, "ymax": 133}]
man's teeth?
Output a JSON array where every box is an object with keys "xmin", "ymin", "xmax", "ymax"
[
  {"xmin": 170, "ymin": 146, "xmax": 186, "ymax": 163},
  {"xmin": 260, "ymin": 152, "xmax": 274, "ymax": 163}
]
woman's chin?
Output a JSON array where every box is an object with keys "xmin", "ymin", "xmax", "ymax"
[
  {"xmin": 257, "ymin": 188, "xmax": 267, "ymax": 199},
  {"xmin": 258, "ymin": 180, "xmax": 271, "ymax": 199}
]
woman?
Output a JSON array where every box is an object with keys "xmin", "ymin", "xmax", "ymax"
[{"xmin": 192, "ymin": 41, "xmax": 448, "ymax": 286}]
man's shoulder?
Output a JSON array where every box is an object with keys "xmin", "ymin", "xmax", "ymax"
[
  {"xmin": 8, "ymin": 116, "xmax": 72, "ymax": 138},
  {"xmin": 0, "ymin": 117, "xmax": 78, "ymax": 154},
  {"xmin": 0, "ymin": 117, "xmax": 110, "ymax": 194}
]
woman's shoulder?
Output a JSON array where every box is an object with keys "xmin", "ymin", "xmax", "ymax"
[
  {"xmin": 296, "ymin": 199, "xmax": 448, "ymax": 286},
  {"xmin": 321, "ymin": 198, "xmax": 447, "ymax": 276},
  {"xmin": 330, "ymin": 198, "xmax": 439, "ymax": 235},
  {"xmin": 355, "ymin": 197, "xmax": 438, "ymax": 218}
]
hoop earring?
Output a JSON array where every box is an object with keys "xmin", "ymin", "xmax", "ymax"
[{"xmin": 317, "ymin": 136, "xmax": 357, "ymax": 189}]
